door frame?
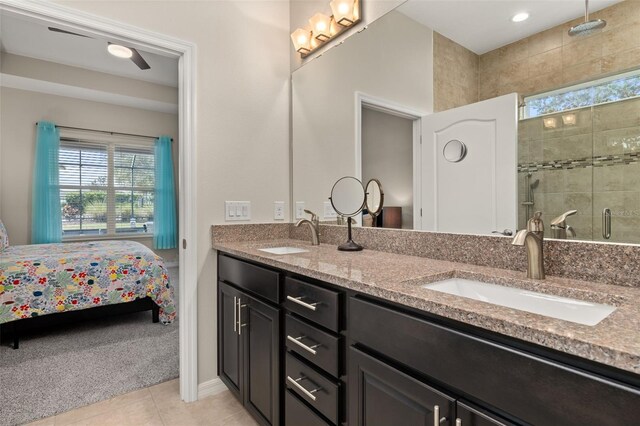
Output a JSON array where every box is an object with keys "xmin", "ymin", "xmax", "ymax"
[
  {"xmin": 355, "ymin": 92, "xmax": 425, "ymax": 229},
  {"xmin": 0, "ymin": 0, "xmax": 199, "ymax": 402}
]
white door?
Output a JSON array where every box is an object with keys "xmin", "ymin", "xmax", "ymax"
[{"xmin": 421, "ymin": 93, "xmax": 518, "ymax": 234}]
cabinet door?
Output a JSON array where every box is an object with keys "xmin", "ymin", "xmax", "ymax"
[
  {"xmin": 242, "ymin": 293, "xmax": 280, "ymax": 426},
  {"xmin": 349, "ymin": 347, "xmax": 455, "ymax": 426},
  {"xmin": 218, "ymin": 281, "xmax": 243, "ymax": 399},
  {"xmin": 456, "ymin": 401, "xmax": 518, "ymax": 426}
]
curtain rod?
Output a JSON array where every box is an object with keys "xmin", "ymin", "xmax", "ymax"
[{"xmin": 35, "ymin": 123, "xmax": 173, "ymax": 142}]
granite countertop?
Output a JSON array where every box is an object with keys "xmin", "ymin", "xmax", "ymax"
[{"xmin": 212, "ymin": 238, "xmax": 640, "ymax": 376}]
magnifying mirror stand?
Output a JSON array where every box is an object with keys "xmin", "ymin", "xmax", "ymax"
[{"xmin": 338, "ymin": 217, "xmax": 363, "ymax": 251}]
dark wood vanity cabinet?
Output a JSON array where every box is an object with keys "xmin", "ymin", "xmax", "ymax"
[
  {"xmin": 217, "ymin": 253, "xmax": 640, "ymax": 426},
  {"xmin": 349, "ymin": 295, "xmax": 640, "ymax": 426},
  {"xmin": 218, "ymin": 256, "xmax": 281, "ymax": 426}
]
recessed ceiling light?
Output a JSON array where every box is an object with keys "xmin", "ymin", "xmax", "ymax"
[
  {"xmin": 107, "ymin": 43, "xmax": 133, "ymax": 59},
  {"xmin": 512, "ymin": 12, "xmax": 529, "ymax": 23}
]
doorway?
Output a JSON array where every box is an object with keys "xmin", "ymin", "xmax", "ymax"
[
  {"xmin": 0, "ymin": 0, "xmax": 198, "ymax": 408},
  {"xmin": 355, "ymin": 93, "xmax": 424, "ymax": 229}
]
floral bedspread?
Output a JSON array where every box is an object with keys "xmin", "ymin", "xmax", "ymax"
[{"xmin": 0, "ymin": 240, "xmax": 176, "ymax": 325}]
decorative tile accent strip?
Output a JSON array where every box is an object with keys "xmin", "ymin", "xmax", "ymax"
[{"xmin": 519, "ymin": 152, "xmax": 640, "ymax": 172}]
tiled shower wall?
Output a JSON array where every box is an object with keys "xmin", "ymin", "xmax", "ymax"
[
  {"xmin": 478, "ymin": 0, "xmax": 640, "ymax": 101},
  {"xmin": 433, "ymin": 32, "xmax": 479, "ymax": 112},
  {"xmin": 518, "ymin": 97, "xmax": 640, "ymax": 243}
]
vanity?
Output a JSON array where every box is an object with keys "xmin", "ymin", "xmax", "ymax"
[{"xmin": 214, "ymin": 234, "xmax": 640, "ymax": 426}]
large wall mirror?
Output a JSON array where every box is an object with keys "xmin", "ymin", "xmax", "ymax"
[{"xmin": 292, "ymin": 0, "xmax": 640, "ymax": 244}]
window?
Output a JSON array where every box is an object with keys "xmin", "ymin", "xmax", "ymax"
[
  {"xmin": 523, "ymin": 69, "xmax": 640, "ymax": 118},
  {"xmin": 60, "ymin": 139, "xmax": 155, "ymax": 238}
]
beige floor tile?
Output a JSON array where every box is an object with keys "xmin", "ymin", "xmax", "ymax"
[
  {"xmin": 156, "ymin": 390, "xmax": 245, "ymax": 426},
  {"xmin": 66, "ymin": 397, "xmax": 162, "ymax": 426},
  {"xmin": 54, "ymin": 388, "xmax": 151, "ymax": 426},
  {"xmin": 216, "ymin": 409, "xmax": 260, "ymax": 426},
  {"xmin": 25, "ymin": 417, "xmax": 56, "ymax": 426}
]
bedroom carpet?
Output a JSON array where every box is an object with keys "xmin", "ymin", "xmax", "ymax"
[{"xmin": 0, "ymin": 268, "xmax": 179, "ymax": 426}]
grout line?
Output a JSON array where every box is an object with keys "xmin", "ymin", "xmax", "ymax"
[{"xmin": 147, "ymin": 384, "xmax": 166, "ymax": 426}]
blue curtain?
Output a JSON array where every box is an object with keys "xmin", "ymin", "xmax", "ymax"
[
  {"xmin": 154, "ymin": 136, "xmax": 177, "ymax": 249},
  {"xmin": 32, "ymin": 121, "xmax": 62, "ymax": 244}
]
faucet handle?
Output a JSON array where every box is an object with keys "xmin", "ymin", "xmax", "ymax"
[
  {"xmin": 551, "ymin": 210, "xmax": 578, "ymax": 226},
  {"xmin": 303, "ymin": 209, "xmax": 319, "ymax": 223},
  {"xmin": 527, "ymin": 211, "xmax": 544, "ymax": 234}
]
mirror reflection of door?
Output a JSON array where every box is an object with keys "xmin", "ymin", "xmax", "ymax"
[{"xmin": 361, "ymin": 105, "xmax": 418, "ymax": 229}]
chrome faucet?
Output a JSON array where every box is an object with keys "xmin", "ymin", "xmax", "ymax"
[
  {"xmin": 512, "ymin": 211, "xmax": 545, "ymax": 280},
  {"xmin": 296, "ymin": 209, "xmax": 320, "ymax": 246},
  {"xmin": 551, "ymin": 210, "xmax": 577, "ymax": 239}
]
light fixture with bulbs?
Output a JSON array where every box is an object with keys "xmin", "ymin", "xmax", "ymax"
[
  {"xmin": 107, "ymin": 43, "xmax": 133, "ymax": 59},
  {"xmin": 543, "ymin": 117, "xmax": 558, "ymax": 129},
  {"xmin": 511, "ymin": 12, "xmax": 530, "ymax": 23},
  {"xmin": 562, "ymin": 113, "xmax": 577, "ymax": 126},
  {"xmin": 291, "ymin": 0, "xmax": 360, "ymax": 57}
]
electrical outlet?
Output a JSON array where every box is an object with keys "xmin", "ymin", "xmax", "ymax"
[
  {"xmin": 225, "ymin": 201, "xmax": 251, "ymax": 221},
  {"xmin": 274, "ymin": 201, "xmax": 285, "ymax": 220},
  {"xmin": 295, "ymin": 201, "xmax": 305, "ymax": 219},
  {"xmin": 324, "ymin": 201, "xmax": 337, "ymax": 219}
]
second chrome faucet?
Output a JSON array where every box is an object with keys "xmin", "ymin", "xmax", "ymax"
[{"xmin": 512, "ymin": 211, "xmax": 545, "ymax": 280}]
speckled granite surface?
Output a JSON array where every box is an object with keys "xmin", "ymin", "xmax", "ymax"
[
  {"xmin": 290, "ymin": 224, "xmax": 640, "ymax": 287},
  {"xmin": 211, "ymin": 227, "xmax": 640, "ymax": 375}
]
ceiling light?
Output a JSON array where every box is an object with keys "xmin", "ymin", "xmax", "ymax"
[
  {"xmin": 290, "ymin": 28, "xmax": 312, "ymax": 54},
  {"xmin": 543, "ymin": 117, "xmax": 557, "ymax": 129},
  {"xmin": 309, "ymin": 13, "xmax": 332, "ymax": 41},
  {"xmin": 107, "ymin": 43, "xmax": 133, "ymax": 59},
  {"xmin": 512, "ymin": 12, "xmax": 529, "ymax": 23}
]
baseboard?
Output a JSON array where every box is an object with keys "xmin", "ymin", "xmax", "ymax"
[
  {"xmin": 165, "ymin": 261, "xmax": 179, "ymax": 268},
  {"xmin": 198, "ymin": 377, "xmax": 227, "ymax": 399}
]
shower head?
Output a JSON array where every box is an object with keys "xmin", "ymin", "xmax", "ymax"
[
  {"xmin": 569, "ymin": 0, "xmax": 606, "ymax": 37},
  {"xmin": 530, "ymin": 179, "xmax": 540, "ymax": 189}
]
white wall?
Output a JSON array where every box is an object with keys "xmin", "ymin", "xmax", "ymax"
[
  {"xmin": 292, "ymin": 10, "xmax": 432, "ymax": 220},
  {"xmin": 54, "ymin": 0, "xmax": 291, "ymax": 384},
  {"xmin": 0, "ymin": 86, "xmax": 180, "ymax": 262},
  {"xmin": 362, "ymin": 107, "xmax": 413, "ymax": 228}
]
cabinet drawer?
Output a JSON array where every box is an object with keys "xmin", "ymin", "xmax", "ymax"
[
  {"xmin": 284, "ymin": 277, "xmax": 340, "ymax": 331},
  {"xmin": 286, "ymin": 353, "xmax": 340, "ymax": 425},
  {"xmin": 350, "ymin": 296, "xmax": 640, "ymax": 426},
  {"xmin": 218, "ymin": 254, "xmax": 280, "ymax": 303},
  {"xmin": 285, "ymin": 390, "xmax": 331, "ymax": 426},
  {"xmin": 286, "ymin": 314, "xmax": 341, "ymax": 377}
]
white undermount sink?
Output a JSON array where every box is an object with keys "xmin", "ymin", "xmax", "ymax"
[
  {"xmin": 258, "ymin": 246, "xmax": 309, "ymax": 255},
  {"xmin": 422, "ymin": 278, "xmax": 616, "ymax": 326}
]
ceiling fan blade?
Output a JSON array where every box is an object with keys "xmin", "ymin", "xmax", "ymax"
[
  {"xmin": 48, "ymin": 27, "xmax": 91, "ymax": 38},
  {"xmin": 129, "ymin": 48, "xmax": 151, "ymax": 70}
]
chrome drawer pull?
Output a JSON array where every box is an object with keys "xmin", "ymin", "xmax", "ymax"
[
  {"xmin": 233, "ymin": 296, "xmax": 237, "ymax": 332},
  {"xmin": 286, "ymin": 295, "xmax": 319, "ymax": 311},
  {"xmin": 287, "ymin": 375, "xmax": 322, "ymax": 401},
  {"xmin": 456, "ymin": 419, "xmax": 462, "ymax": 426},
  {"xmin": 287, "ymin": 335, "xmax": 321, "ymax": 355},
  {"xmin": 434, "ymin": 405, "xmax": 439, "ymax": 426}
]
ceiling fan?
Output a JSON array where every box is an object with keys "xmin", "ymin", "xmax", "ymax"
[{"xmin": 48, "ymin": 27, "xmax": 151, "ymax": 70}]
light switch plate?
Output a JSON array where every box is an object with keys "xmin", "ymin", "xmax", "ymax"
[
  {"xmin": 324, "ymin": 201, "xmax": 337, "ymax": 219},
  {"xmin": 274, "ymin": 201, "xmax": 285, "ymax": 220},
  {"xmin": 225, "ymin": 201, "xmax": 251, "ymax": 221},
  {"xmin": 295, "ymin": 201, "xmax": 305, "ymax": 219}
]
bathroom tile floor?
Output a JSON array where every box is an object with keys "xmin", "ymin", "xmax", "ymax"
[{"xmin": 26, "ymin": 379, "xmax": 259, "ymax": 426}]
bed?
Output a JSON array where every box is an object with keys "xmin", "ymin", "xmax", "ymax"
[{"xmin": 0, "ymin": 240, "xmax": 176, "ymax": 348}]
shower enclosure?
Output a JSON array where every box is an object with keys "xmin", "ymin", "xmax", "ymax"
[{"xmin": 518, "ymin": 96, "xmax": 640, "ymax": 243}]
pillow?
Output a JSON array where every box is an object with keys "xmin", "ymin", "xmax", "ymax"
[{"xmin": 0, "ymin": 219, "xmax": 8, "ymax": 251}]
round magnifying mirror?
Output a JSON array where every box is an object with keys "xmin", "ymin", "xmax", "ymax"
[
  {"xmin": 443, "ymin": 139, "xmax": 467, "ymax": 163},
  {"xmin": 330, "ymin": 176, "xmax": 366, "ymax": 217},
  {"xmin": 365, "ymin": 179, "xmax": 384, "ymax": 222}
]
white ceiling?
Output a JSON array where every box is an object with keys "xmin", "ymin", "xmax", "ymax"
[
  {"xmin": 398, "ymin": 0, "xmax": 622, "ymax": 54},
  {"xmin": 0, "ymin": 13, "xmax": 178, "ymax": 87}
]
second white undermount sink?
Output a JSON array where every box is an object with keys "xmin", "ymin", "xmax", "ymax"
[
  {"xmin": 422, "ymin": 278, "xmax": 616, "ymax": 326},
  {"xmin": 258, "ymin": 246, "xmax": 309, "ymax": 255}
]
